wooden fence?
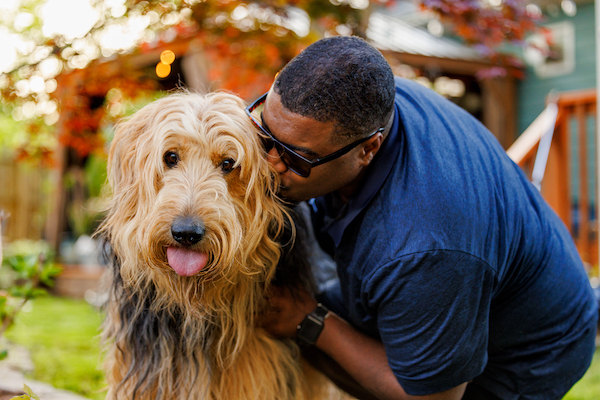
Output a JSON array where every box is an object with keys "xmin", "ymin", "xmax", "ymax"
[
  {"xmin": 508, "ymin": 88, "xmax": 598, "ymax": 274},
  {"xmin": 0, "ymin": 155, "xmax": 48, "ymax": 241}
]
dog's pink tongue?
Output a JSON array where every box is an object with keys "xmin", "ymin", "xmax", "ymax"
[{"xmin": 167, "ymin": 247, "xmax": 208, "ymax": 276}]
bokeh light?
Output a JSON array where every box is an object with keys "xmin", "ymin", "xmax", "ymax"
[
  {"xmin": 561, "ymin": 0, "xmax": 577, "ymax": 17},
  {"xmin": 0, "ymin": 0, "xmax": 18, "ymax": 11},
  {"xmin": 0, "ymin": 28, "xmax": 18, "ymax": 73},
  {"xmin": 156, "ymin": 62, "xmax": 171, "ymax": 78},
  {"xmin": 41, "ymin": 0, "xmax": 100, "ymax": 40},
  {"xmin": 160, "ymin": 50, "xmax": 175, "ymax": 65}
]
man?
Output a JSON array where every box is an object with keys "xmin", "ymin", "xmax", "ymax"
[{"xmin": 248, "ymin": 36, "xmax": 598, "ymax": 400}]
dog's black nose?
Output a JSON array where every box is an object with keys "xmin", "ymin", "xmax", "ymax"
[{"xmin": 171, "ymin": 217, "xmax": 205, "ymax": 246}]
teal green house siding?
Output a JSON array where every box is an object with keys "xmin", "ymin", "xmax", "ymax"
[{"xmin": 517, "ymin": 2, "xmax": 596, "ymax": 134}]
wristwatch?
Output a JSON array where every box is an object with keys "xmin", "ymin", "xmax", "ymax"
[{"xmin": 296, "ymin": 303, "xmax": 330, "ymax": 347}]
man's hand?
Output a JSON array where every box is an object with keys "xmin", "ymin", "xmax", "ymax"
[{"xmin": 260, "ymin": 285, "xmax": 318, "ymax": 338}]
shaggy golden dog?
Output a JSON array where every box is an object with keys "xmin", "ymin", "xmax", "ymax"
[{"xmin": 97, "ymin": 92, "xmax": 343, "ymax": 400}]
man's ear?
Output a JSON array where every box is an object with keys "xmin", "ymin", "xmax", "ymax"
[{"xmin": 359, "ymin": 133, "xmax": 384, "ymax": 166}]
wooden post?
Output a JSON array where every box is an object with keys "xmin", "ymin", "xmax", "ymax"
[
  {"xmin": 577, "ymin": 103, "xmax": 590, "ymax": 262},
  {"xmin": 0, "ymin": 210, "xmax": 5, "ymax": 260},
  {"xmin": 591, "ymin": 102, "xmax": 599, "ymax": 270},
  {"xmin": 44, "ymin": 126, "xmax": 69, "ymax": 253},
  {"xmin": 542, "ymin": 109, "xmax": 571, "ymax": 229},
  {"xmin": 480, "ymin": 76, "xmax": 518, "ymax": 150}
]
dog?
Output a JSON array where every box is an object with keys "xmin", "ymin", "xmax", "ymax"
[{"xmin": 97, "ymin": 91, "xmax": 345, "ymax": 399}]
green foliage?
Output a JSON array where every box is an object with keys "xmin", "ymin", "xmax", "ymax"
[
  {"xmin": 84, "ymin": 154, "xmax": 108, "ymax": 199},
  {"xmin": 66, "ymin": 155, "xmax": 109, "ymax": 237},
  {"xmin": 0, "ymin": 240, "xmax": 62, "ymax": 359},
  {"xmin": 5, "ymin": 297, "xmax": 106, "ymax": 400},
  {"xmin": 0, "ymin": 112, "xmax": 25, "ymax": 153},
  {"xmin": 1, "ymin": 240, "xmax": 52, "ymax": 261},
  {"xmin": 10, "ymin": 384, "xmax": 41, "ymax": 400},
  {"xmin": 0, "ymin": 112, "xmax": 57, "ymax": 163},
  {"xmin": 1, "ymin": 240, "xmax": 61, "ymax": 288}
]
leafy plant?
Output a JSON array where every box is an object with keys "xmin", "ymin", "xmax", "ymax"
[
  {"xmin": 0, "ymin": 237, "xmax": 62, "ymax": 400},
  {"xmin": 0, "ymin": 237, "xmax": 62, "ymax": 361},
  {"xmin": 10, "ymin": 384, "xmax": 40, "ymax": 400}
]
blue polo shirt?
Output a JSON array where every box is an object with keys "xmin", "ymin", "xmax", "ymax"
[{"xmin": 311, "ymin": 78, "xmax": 598, "ymax": 398}]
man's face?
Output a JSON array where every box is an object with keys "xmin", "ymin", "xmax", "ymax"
[{"xmin": 261, "ymin": 91, "xmax": 366, "ymax": 203}]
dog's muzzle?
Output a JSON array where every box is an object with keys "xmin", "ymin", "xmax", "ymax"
[{"xmin": 167, "ymin": 216, "xmax": 209, "ymax": 277}]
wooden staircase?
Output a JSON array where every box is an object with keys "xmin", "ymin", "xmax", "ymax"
[{"xmin": 508, "ymin": 88, "xmax": 598, "ymax": 275}]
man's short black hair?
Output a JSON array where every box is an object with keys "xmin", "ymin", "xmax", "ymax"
[{"xmin": 273, "ymin": 36, "xmax": 395, "ymax": 140}]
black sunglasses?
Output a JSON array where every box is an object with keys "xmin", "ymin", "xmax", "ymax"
[{"xmin": 245, "ymin": 92, "xmax": 384, "ymax": 178}]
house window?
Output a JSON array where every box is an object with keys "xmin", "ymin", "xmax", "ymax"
[{"xmin": 525, "ymin": 21, "xmax": 576, "ymax": 78}]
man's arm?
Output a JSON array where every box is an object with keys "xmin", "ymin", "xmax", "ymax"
[
  {"xmin": 317, "ymin": 310, "xmax": 467, "ymax": 400},
  {"xmin": 261, "ymin": 287, "xmax": 467, "ymax": 400}
]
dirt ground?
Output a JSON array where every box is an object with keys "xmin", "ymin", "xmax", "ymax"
[{"xmin": 0, "ymin": 390, "xmax": 22, "ymax": 400}]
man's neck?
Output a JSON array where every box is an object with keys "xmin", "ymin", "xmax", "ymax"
[{"xmin": 335, "ymin": 110, "xmax": 395, "ymax": 203}]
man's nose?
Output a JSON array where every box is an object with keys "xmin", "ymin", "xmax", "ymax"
[{"xmin": 267, "ymin": 147, "xmax": 288, "ymax": 174}]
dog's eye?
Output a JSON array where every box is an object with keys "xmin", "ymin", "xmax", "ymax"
[
  {"xmin": 164, "ymin": 151, "xmax": 179, "ymax": 168},
  {"xmin": 220, "ymin": 158, "xmax": 236, "ymax": 173}
]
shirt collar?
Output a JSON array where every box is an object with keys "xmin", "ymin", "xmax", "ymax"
[{"xmin": 312, "ymin": 102, "xmax": 403, "ymax": 247}]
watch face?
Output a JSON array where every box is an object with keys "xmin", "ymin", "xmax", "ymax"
[
  {"xmin": 296, "ymin": 304, "xmax": 329, "ymax": 346},
  {"xmin": 297, "ymin": 318, "xmax": 323, "ymax": 345}
]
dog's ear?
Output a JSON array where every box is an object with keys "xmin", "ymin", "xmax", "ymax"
[
  {"xmin": 108, "ymin": 118, "xmax": 142, "ymax": 195},
  {"xmin": 228, "ymin": 102, "xmax": 286, "ymax": 233},
  {"xmin": 103, "ymin": 103, "xmax": 161, "ymax": 233},
  {"xmin": 235, "ymin": 107, "xmax": 290, "ymax": 274}
]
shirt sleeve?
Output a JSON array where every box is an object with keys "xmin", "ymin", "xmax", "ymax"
[{"xmin": 364, "ymin": 250, "xmax": 496, "ymax": 396}]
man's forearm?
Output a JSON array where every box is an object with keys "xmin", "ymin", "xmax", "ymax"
[
  {"xmin": 314, "ymin": 312, "xmax": 467, "ymax": 400},
  {"xmin": 314, "ymin": 312, "xmax": 408, "ymax": 400}
]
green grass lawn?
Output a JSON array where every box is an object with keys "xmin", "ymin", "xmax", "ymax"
[
  {"xmin": 4, "ymin": 296, "xmax": 106, "ymax": 400},
  {"xmin": 3, "ymin": 296, "xmax": 600, "ymax": 399}
]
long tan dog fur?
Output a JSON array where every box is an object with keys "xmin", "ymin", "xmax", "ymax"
[{"xmin": 97, "ymin": 92, "xmax": 341, "ymax": 399}]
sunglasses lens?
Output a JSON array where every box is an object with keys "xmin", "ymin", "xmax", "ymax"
[
  {"xmin": 260, "ymin": 135, "xmax": 274, "ymax": 151},
  {"xmin": 261, "ymin": 136, "xmax": 311, "ymax": 177},
  {"xmin": 280, "ymin": 151, "xmax": 311, "ymax": 177},
  {"xmin": 248, "ymin": 94, "xmax": 312, "ymax": 178}
]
